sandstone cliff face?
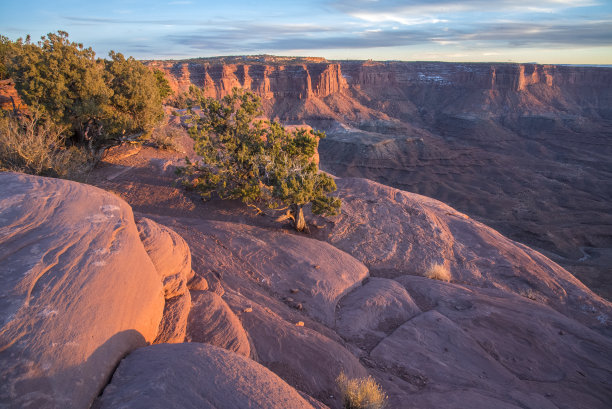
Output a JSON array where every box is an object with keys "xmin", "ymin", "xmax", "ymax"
[
  {"xmin": 148, "ymin": 60, "xmax": 347, "ymax": 100},
  {"xmin": 150, "ymin": 58, "xmax": 612, "ymax": 120}
]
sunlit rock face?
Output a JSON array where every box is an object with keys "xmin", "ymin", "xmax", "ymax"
[
  {"xmin": 93, "ymin": 343, "xmax": 321, "ymax": 409},
  {"xmin": 0, "ymin": 172, "xmax": 164, "ymax": 409}
]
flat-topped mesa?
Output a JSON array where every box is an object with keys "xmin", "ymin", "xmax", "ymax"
[
  {"xmin": 338, "ymin": 61, "xmax": 612, "ymax": 91},
  {"xmin": 148, "ymin": 58, "xmax": 612, "ymax": 121},
  {"xmin": 148, "ymin": 60, "xmax": 348, "ymax": 100}
]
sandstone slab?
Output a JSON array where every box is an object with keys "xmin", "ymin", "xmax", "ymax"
[
  {"xmin": 0, "ymin": 173, "xmax": 164, "ymax": 409},
  {"xmin": 186, "ymin": 291, "xmax": 250, "ymax": 357},
  {"xmin": 136, "ymin": 216, "xmax": 192, "ymax": 299},
  {"xmin": 317, "ymin": 177, "xmax": 612, "ymax": 333},
  {"xmin": 153, "ymin": 291, "xmax": 191, "ymax": 344},
  {"xmin": 335, "ymin": 277, "xmax": 420, "ymax": 350},
  {"xmin": 94, "ymin": 343, "xmax": 319, "ymax": 409},
  {"xmin": 161, "ymin": 218, "xmax": 369, "ymax": 327},
  {"xmin": 394, "ymin": 275, "xmax": 612, "ymax": 409}
]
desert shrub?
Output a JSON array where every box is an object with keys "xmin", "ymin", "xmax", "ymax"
[
  {"xmin": 104, "ymin": 51, "xmax": 164, "ymax": 138},
  {"xmin": 147, "ymin": 125, "xmax": 187, "ymax": 151},
  {"xmin": 179, "ymin": 87, "xmax": 341, "ymax": 231},
  {"xmin": 425, "ymin": 263, "xmax": 451, "ymax": 282},
  {"xmin": 153, "ymin": 69, "xmax": 172, "ymax": 100},
  {"xmin": 0, "ymin": 111, "xmax": 90, "ymax": 178},
  {"xmin": 336, "ymin": 372, "xmax": 387, "ymax": 409},
  {"xmin": 6, "ymin": 31, "xmax": 164, "ymax": 150}
]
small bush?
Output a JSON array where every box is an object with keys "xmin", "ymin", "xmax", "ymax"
[
  {"xmin": 0, "ymin": 111, "xmax": 90, "ymax": 178},
  {"xmin": 147, "ymin": 125, "xmax": 187, "ymax": 151},
  {"xmin": 336, "ymin": 371, "xmax": 387, "ymax": 409},
  {"xmin": 425, "ymin": 263, "xmax": 451, "ymax": 282}
]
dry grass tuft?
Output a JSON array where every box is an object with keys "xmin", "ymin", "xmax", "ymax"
[
  {"xmin": 0, "ymin": 111, "xmax": 90, "ymax": 179},
  {"xmin": 336, "ymin": 371, "xmax": 388, "ymax": 409},
  {"xmin": 425, "ymin": 263, "xmax": 451, "ymax": 282}
]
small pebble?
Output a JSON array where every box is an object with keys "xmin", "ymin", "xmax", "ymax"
[
  {"xmin": 243, "ymin": 307, "xmax": 253, "ymax": 313},
  {"xmin": 290, "ymin": 288, "xmax": 299, "ymax": 294},
  {"xmin": 285, "ymin": 297, "xmax": 294, "ymax": 303},
  {"xmin": 295, "ymin": 321, "xmax": 304, "ymax": 327}
]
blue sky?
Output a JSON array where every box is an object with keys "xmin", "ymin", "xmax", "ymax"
[{"xmin": 1, "ymin": 0, "xmax": 611, "ymax": 63}]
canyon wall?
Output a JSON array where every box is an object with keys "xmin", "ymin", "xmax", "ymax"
[
  {"xmin": 147, "ymin": 60, "xmax": 348, "ymax": 100},
  {"xmin": 149, "ymin": 58, "xmax": 612, "ymax": 121}
]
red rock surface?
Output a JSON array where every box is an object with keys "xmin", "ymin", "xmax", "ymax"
[
  {"xmin": 315, "ymin": 177, "xmax": 612, "ymax": 335},
  {"xmin": 93, "ymin": 343, "xmax": 324, "ymax": 409},
  {"xmin": 0, "ymin": 79, "xmax": 23, "ymax": 112},
  {"xmin": 85, "ymin": 146, "xmax": 612, "ymax": 408},
  {"xmin": 186, "ymin": 291, "xmax": 251, "ymax": 357},
  {"xmin": 0, "ymin": 172, "xmax": 164, "ymax": 408}
]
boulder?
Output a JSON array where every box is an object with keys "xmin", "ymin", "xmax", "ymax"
[
  {"xmin": 186, "ymin": 291, "xmax": 251, "ymax": 357},
  {"xmin": 153, "ymin": 292, "xmax": 191, "ymax": 344},
  {"xmin": 136, "ymin": 217, "xmax": 192, "ymax": 299},
  {"xmin": 94, "ymin": 343, "xmax": 319, "ymax": 409},
  {"xmin": 335, "ymin": 277, "xmax": 420, "ymax": 349},
  {"xmin": 0, "ymin": 173, "xmax": 164, "ymax": 409}
]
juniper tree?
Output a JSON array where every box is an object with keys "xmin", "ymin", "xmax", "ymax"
[
  {"xmin": 179, "ymin": 87, "xmax": 341, "ymax": 231},
  {"xmin": 7, "ymin": 31, "xmax": 164, "ymax": 150}
]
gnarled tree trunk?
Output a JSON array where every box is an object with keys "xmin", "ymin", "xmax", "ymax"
[{"xmin": 292, "ymin": 204, "xmax": 307, "ymax": 232}]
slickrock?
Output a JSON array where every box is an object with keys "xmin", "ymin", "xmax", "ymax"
[
  {"xmin": 228, "ymin": 293, "xmax": 368, "ymax": 406},
  {"xmin": 153, "ymin": 291, "xmax": 192, "ymax": 344},
  {"xmin": 335, "ymin": 277, "xmax": 421, "ymax": 350},
  {"xmin": 186, "ymin": 291, "xmax": 251, "ymax": 357},
  {"xmin": 145, "ymin": 215, "xmax": 369, "ymax": 407},
  {"xmin": 94, "ymin": 343, "xmax": 322, "ymax": 409},
  {"xmin": 377, "ymin": 276, "xmax": 612, "ymax": 409},
  {"xmin": 136, "ymin": 216, "xmax": 192, "ymax": 299},
  {"xmin": 316, "ymin": 177, "xmax": 612, "ymax": 334},
  {"xmin": 84, "ymin": 141, "xmax": 612, "ymax": 409},
  {"xmin": 167, "ymin": 218, "xmax": 369, "ymax": 327},
  {"xmin": 0, "ymin": 173, "xmax": 164, "ymax": 409}
]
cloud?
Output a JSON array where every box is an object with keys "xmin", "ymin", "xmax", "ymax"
[
  {"xmin": 332, "ymin": 0, "xmax": 599, "ymax": 14},
  {"xmin": 165, "ymin": 19, "xmax": 612, "ymax": 53}
]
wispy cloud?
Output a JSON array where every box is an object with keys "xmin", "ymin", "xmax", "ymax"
[{"xmin": 165, "ymin": 18, "xmax": 612, "ymax": 53}]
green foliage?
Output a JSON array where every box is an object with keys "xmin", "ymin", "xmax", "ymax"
[
  {"xmin": 179, "ymin": 87, "xmax": 341, "ymax": 231},
  {"xmin": 336, "ymin": 372, "xmax": 388, "ymax": 409},
  {"xmin": 8, "ymin": 31, "xmax": 112, "ymax": 145},
  {"xmin": 153, "ymin": 69, "xmax": 172, "ymax": 100},
  {"xmin": 0, "ymin": 35, "xmax": 13, "ymax": 80},
  {"xmin": 105, "ymin": 51, "xmax": 164, "ymax": 137},
  {"xmin": 5, "ymin": 31, "xmax": 163, "ymax": 150}
]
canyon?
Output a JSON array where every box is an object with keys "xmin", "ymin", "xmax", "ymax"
[
  {"xmin": 2, "ymin": 57, "xmax": 611, "ymax": 408},
  {"xmin": 150, "ymin": 57, "xmax": 612, "ymax": 300}
]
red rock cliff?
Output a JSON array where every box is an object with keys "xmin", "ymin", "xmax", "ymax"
[
  {"xmin": 147, "ymin": 60, "xmax": 348, "ymax": 100},
  {"xmin": 149, "ymin": 58, "xmax": 612, "ymax": 121}
]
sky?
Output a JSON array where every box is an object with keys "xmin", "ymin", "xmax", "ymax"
[{"xmin": 1, "ymin": 0, "xmax": 611, "ymax": 64}]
